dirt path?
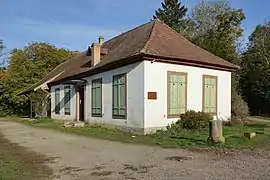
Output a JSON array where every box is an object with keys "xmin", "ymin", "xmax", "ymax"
[{"xmin": 0, "ymin": 121, "xmax": 270, "ymax": 180}]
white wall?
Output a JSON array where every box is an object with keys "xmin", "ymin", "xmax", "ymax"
[
  {"xmin": 51, "ymin": 84, "xmax": 76, "ymax": 121},
  {"xmin": 143, "ymin": 61, "xmax": 231, "ymax": 129},
  {"xmin": 50, "ymin": 60, "xmax": 232, "ymax": 134},
  {"xmin": 83, "ymin": 62, "xmax": 145, "ymax": 130}
]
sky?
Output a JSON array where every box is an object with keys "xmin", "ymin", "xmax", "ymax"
[{"xmin": 0, "ymin": 0, "xmax": 270, "ymax": 52}]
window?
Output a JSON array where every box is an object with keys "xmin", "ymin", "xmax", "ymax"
[
  {"xmin": 64, "ymin": 86, "xmax": 71, "ymax": 115},
  {"xmin": 203, "ymin": 75, "xmax": 217, "ymax": 114},
  {"xmin": 167, "ymin": 71, "xmax": 187, "ymax": 118},
  {"xmin": 112, "ymin": 74, "xmax": 127, "ymax": 118},
  {"xmin": 92, "ymin": 78, "xmax": 102, "ymax": 117},
  {"xmin": 55, "ymin": 88, "xmax": 60, "ymax": 114}
]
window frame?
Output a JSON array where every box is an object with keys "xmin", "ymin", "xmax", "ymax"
[
  {"xmin": 167, "ymin": 71, "xmax": 188, "ymax": 118},
  {"xmin": 64, "ymin": 86, "xmax": 71, "ymax": 115},
  {"xmin": 55, "ymin": 88, "xmax": 60, "ymax": 115},
  {"xmin": 112, "ymin": 73, "xmax": 127, "ymax": 119},
  {"xmin": 202, "ymin": 75, "xmax": 218, "ymax": 115},
  {"xmin": 91, "ymin": 78, "xmax": 102, "ymax": 117}
]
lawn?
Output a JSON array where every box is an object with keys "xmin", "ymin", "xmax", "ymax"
[
  {"xmin": 0, "ymin": 132, "xmax": 53, "ymax": 180},
  {"xmin": 252, "ymin": 116, "xmax": 270, "ymax": 121},
  {"xmin": 2, "ymin": 117, "xmax": 270, "ymax": 149}
]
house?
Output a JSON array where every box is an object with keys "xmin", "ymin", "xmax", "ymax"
[{"xmin": 21, "ymin": 19, "xmax": 238, "ymax": 134}]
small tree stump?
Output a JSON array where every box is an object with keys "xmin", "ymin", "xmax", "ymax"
[{"xmin": 244, "ymin": 132, "xmax": 256, "ymax": 139}]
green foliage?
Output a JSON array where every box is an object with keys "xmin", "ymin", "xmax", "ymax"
[
  {"xmin": 0, "ymin": 42, "xmax": 75, "ymax": 116},
  {"xmin": 153, "ymin": 0, "xmax": 188, "ymax": 31},
  {"xmin": 231, "ymin": 90, "xmax": 249, "ymax": 122},
  {"xmin": 190, "ymin": 0, "xmax": 245, "ymax": 65},
  {"xmin": 180, "ymin": 110, "xmax": 213, "ymax": 130},
  {"xmin": 29, "ymin": 90, "xmax": 50, "ymax": 118},
  {"xmin": 241, "ymin": 22, "xmax": 270, "ymax": 116},
  {"xmin": 187, "ymin": 0, "xmax": 248, "ymax": 118}
]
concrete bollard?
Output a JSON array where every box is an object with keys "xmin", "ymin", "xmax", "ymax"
[{"xmin": 208, "ymin": 120, "xmax": 225, "ymax": 143}]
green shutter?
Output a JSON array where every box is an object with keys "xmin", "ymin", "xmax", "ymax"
[
  {"xmin": 55, "ymin": 88, "xmax": 60, "ymax": 114},
  {"xmin": 204, "ymin": 76, "xmax": 217, "ymax": 114},
  {"xmin": 64, "ymin": 86, "xmax": 71, "ymax": 115},
  {"xmin": 112, "ymin": 74, "xmax": 127, "ymax": 118},
  {"xmin": 92, "ymin": 79, "xmax": 102, "ymax": 116},
  {"xmin": 112, "ymin": 76, "xmax": 119, "ymax": 116},
  {"xmin": 168, "ymin": 72, "xmax": 187, "ymax": 116}
]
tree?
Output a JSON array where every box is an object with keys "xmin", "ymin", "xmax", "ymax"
[
  {"xmin": 153, "ymin": 0, "xmax": 188, "ymax": 31},
  {"xmin": 0, "ymin": 40, "xmax": 7, "ymax": 79},
  {"xmin": 241, "ymin": 22, "xmax": 270, "ymax": 116},
  {"xmin": 190, "ymin": 1, "xmax": 245, "ymax": 64},
  {"xmin": 0, "ymin": 42, "xmax": 76, "ymax": 116},
  {"xmin": 188, "ymin": 0, "xmax": 249, "ymax": 120}
]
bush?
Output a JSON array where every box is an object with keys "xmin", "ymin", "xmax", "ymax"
[
  {"xmin": 181, "ymin": 110, "xmax": 213, "ymax": 130},
  {"xmin": 231, "ymin": 91, "xmax": 249, "ymax": 123}
]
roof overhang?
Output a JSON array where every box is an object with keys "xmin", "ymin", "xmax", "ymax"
[
  {"xmin": 142, "ymin": 54, "xmax": 239, "ymax": 72},
  {"xmin": 63, "ymin": 79, "xmax": 87, "ymax": 86},
  {"xmin": 17, "ymin": 71, "xmax": 64, "ymax": 96},
  {"xmin": 48, "ymin": 54, "xmax": 144, "ymax": 86}
]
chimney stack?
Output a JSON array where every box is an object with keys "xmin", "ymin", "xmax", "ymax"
[
  {"xmin": 98, "ymin": 36, "xmax": 104, "ymax": 45},
  {"xmin": 91, "ymin": 43, "xmax": 101, "ymax": 67}
]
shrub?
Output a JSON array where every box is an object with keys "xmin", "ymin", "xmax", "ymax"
[
  {"xmin": 223, "ymin": 116, "xmax": 243, "ymax": 126},
  {"xmin": 231, "ymin": 91, "xmax": 249, "ymax": 123},
  {"xmin": 181, "ymin": 110, "xmax": 213, "ymax": 130}
]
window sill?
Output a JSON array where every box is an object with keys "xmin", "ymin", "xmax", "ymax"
[
  {"xmin": 91, "ymin": 114, "xmax": 102, "ymax": 118},
  {"xmin": 113, "ymin": 115, "xmax": 127, "ymax": 120},
  {"xmin": 167, "ymin": 114, "xmax": 182, "ymax": 119}
]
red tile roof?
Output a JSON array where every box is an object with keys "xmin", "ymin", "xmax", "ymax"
[{"xmin": 21, "ymin": 19, "xmax": 238, "ymax": 93}]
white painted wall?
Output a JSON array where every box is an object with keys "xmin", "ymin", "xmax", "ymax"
[
  {"xmin": 51, "ymin": 84, "xmax": 76, "ymax": 121},
  {"xmin": 143, "ymin": 61, "xmax": 231, "ymax": 130},
  {"xmin": 50, "ymin": 60, "xmax": 232, "ymax": 134},
  {"xmin": 83, "ymin": 62, "xmax": 145, "ymax": 130}
]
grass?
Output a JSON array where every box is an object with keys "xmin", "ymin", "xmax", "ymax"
[
  {"xmin": 0, "ymin": 132, "xmax": 53, "ymax": 180},
  {"xmin": 2, "ymin": 117, "xmax": 270, "ymax": 149},
  {"xmin": 252, "ymin": 116, "xmax": 270, "ymax": 121}
]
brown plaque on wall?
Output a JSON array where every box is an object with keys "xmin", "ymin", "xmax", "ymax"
[{"xmin": 148, "ymin": 92, "xmax": 157, "ymax": 100}]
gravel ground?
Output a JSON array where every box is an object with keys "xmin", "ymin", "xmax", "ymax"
[{"xmin": 0, "ymin": 121, "xmax": 270, "ymax": 180}]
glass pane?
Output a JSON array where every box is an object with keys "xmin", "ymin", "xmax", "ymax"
[
  {"xmin": 113, "ymin": 76, "xmax": 118, "ymax": 85},
  {"xmin": 119, "ymin": 84, "xmax": 126, "ymax": 108},
  {"xmin": 119, "ymin": 75, "xmax": 126, "ymax": 84},
  {"xmin": 113, "ymin": 109, "xmax": 118, "ymax": 116},
  {"xmin": 96, "ymin": 87, "xmax": 101, "ymax": 108},
  {"xmin": 92, "ymin": 88, "xmax": 96, "ymax": 108},
  {"xmin": 113, "ymin": 85, "xmax": 119, "ymax": 108},
  {"xmin": 55, "ymin": 88, "xmax": 60, "ymax": 114},
  {"xmin": 119, "ymin": 109, "xmax": 126, "ymax": 116}
]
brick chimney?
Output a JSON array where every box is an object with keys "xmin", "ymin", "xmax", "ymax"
[
  {"xmin": 91, "ymin": 43, "xmax": 101, "ymax": 67},
  {"xmin": 98, "ymin": 36, "xmax": 104, "ymax": 45}
]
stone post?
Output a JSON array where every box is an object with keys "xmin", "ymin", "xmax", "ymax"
[{"xmin": 208, "ymin": 120, "xmax": 225, "ymax": 143}]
